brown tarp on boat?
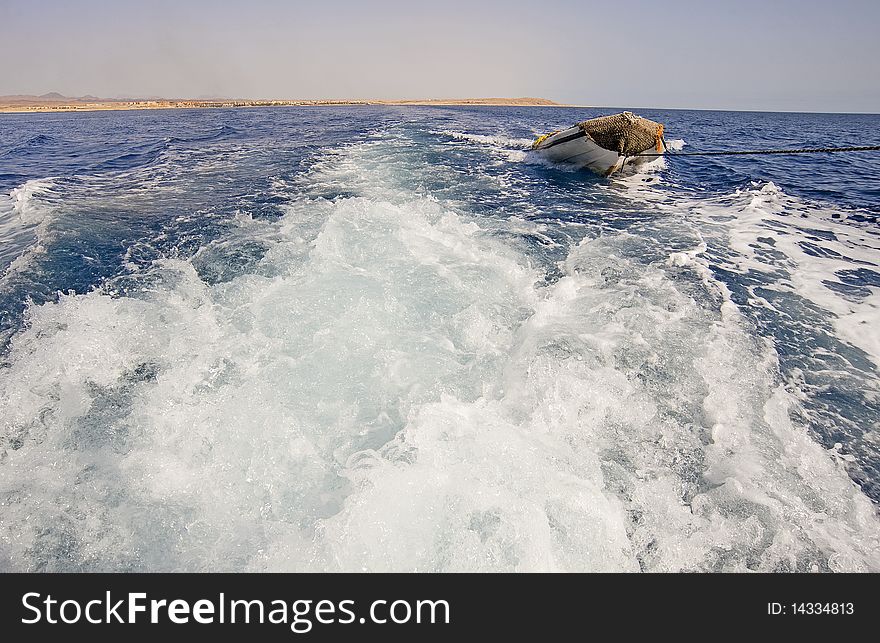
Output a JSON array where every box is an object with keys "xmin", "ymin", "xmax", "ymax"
[{"xmin": 579, "ymin": 111, "xmax": 664, "ymax": 156}]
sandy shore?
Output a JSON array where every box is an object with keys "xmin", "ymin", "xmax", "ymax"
[{"xmin": 0, "ymin": 97, "xmax": 572, "ymax": 114}]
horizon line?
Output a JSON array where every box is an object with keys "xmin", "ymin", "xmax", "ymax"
[{"xmin": 1, "ymin": 93, "xmax": 878, "ymax": 116}]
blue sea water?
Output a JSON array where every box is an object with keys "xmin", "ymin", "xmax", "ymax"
[{"xmin": 0, "ymin": 106, "xmax": 878, "ymax": 572}]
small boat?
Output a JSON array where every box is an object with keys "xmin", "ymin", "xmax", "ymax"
[{"xmin": 532, "ymin": 111, "xmax": 665, "ymax": 176}]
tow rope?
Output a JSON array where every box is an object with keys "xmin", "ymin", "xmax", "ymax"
[{"xmin": 641, "ymin": 143, "xmax": 880, "ymax": 157}]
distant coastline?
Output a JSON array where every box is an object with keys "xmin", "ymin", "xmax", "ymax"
[{"xmin": 0, "ymin": 94, "xmax": 569, "ymax": 114}]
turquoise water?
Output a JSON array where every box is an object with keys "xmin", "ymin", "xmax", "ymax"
[{"xmin": 0, "ymin": 106, "xmax": 878, "ymax": 571}]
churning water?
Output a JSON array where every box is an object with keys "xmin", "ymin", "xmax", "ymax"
[{"xmin": 0, "ymin": 106, "xmax": 878, "ymax": 571}]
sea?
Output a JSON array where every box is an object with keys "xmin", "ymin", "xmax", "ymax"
[{"xmin": 0, "ymin": 105, "xmax": 878, "ymax": 572}]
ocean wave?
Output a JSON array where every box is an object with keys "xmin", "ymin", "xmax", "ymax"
[
  {"xmin": 10, "ymin": 177, "xmax": 58, "ymax": 222},
  {"xmin": 0, "ymin": 178, "xmax": 59, "ymax": 275},
  {"xmin": 0, "ymin": 134, "xmax": 56, "ymax": 159},
  {"xmin": 167, "ymin": 124, "xmax": 241, "ymax": 145},
  {"xmin": 437, "ymin": 130, "xmax": 535, "ymax": 150}
]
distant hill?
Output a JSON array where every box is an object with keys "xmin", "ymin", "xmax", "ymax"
[{"xmin": 0, "ymin": 93, "xmax": 115, "ymax": 105}]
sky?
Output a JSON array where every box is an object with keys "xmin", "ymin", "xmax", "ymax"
[{"xmin": 2, "ymin": 0, "xmax": 879, "ymax": 112}]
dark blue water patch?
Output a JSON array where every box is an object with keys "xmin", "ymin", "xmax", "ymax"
[
  {"xmin": 0, "ymin": 172, "xmax": 25, "ymax": 186},
  {"xmin": 848, "ymin": 212, "xmax": 880, "ymax": 224},
  {"xmin": 237, "ymin": 191, "xmax": 292, "ymax": 222},
  {"xmin": 820, "ymin": 268, "xmax": 880, "ymax": 303},
  {"xmin": 836, "ymin": 267, "xmax": 880, "ymax": 287},
  {"xmin": 799, "ymin": 240, "xmax": 846, "ymax": 259},
  {"xmin": 797, "ymin": 227, "xmax": 839, "ymax": 242},
  {"xmin": 749, "ymin": 242, "xmax": 790, "ymax": 265},
  {"xmin": 822, "ymin": 279, "xmax": 873, "ymax": 302},
  {"xmin": 87, "ymin": 140, "xmax": 170, "ymax": 173}
]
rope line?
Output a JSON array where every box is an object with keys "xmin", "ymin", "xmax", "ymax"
[{"xmin": 641, "ymin": 144, "xmax": 880, "ymax": 157}]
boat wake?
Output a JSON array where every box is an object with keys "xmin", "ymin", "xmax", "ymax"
[
  {"xmin": 1, "ymin": 127, "xmax": 877, "ymax": 572},
  {"xmin": 437, "ymin": 129, "xmax": 535, "ymax": 150}
]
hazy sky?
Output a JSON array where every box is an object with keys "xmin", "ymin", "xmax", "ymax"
[{"xmin": 2, "ymin": 0, "xmax": 879, "ymax": 112}]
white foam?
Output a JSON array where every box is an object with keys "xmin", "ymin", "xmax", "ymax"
[
  {"xmin": 0, "ymin": 178, "xmax": 59, "ymax": 276},
  {"xmin": 706, "ymin": 182, "xmax": 880, "ymax": 368},
  {"xmin": 10, "ymin": 178, "xmax": 57, "ymax": 221},
  {"xmin": 439, "ymin": 130, "xmax": 535, "ymax": 150},
  {"xmin": 609, "ymin": 166, "xmax": 880, "ymax": 369}
]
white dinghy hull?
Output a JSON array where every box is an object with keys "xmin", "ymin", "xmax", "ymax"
[{"xmin": 532, "ymin": 112, "xmax": 665, "ymax": 176}]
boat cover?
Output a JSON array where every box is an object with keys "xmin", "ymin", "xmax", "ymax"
[{"xmin": 579, "ymin": 112, "xmax": 664, "ymax": 156}]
